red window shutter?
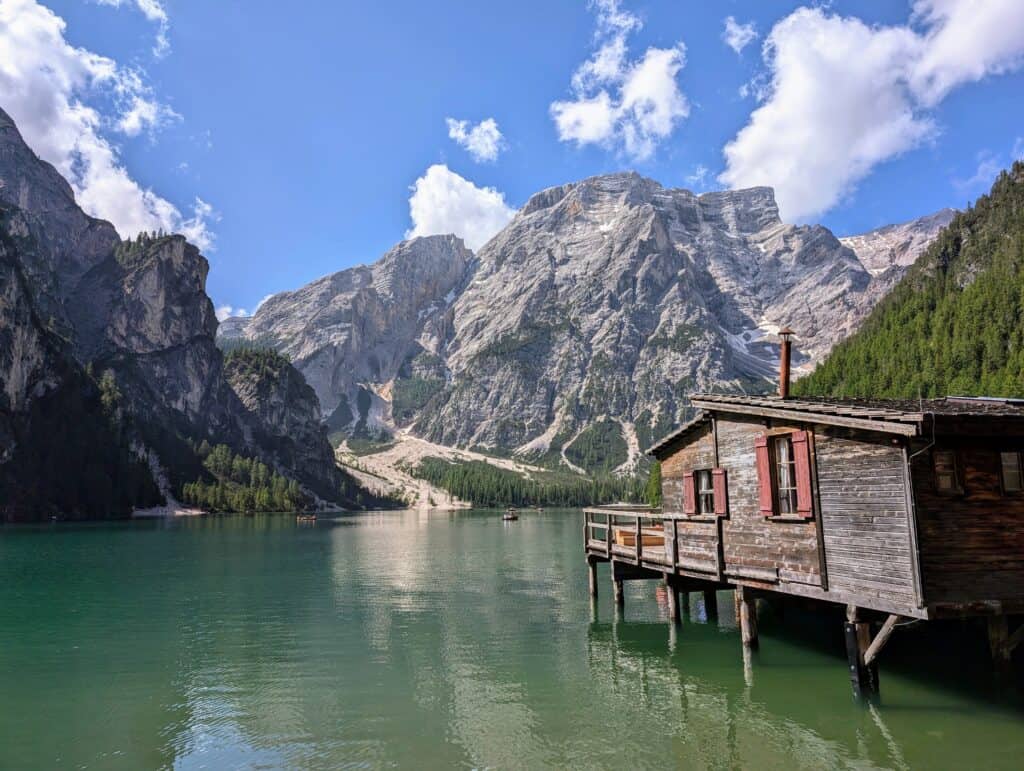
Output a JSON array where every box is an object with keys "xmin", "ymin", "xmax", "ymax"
[
  {"xmin": 792, "ymin": 430, "xmax": 814, "ymax": 517},
  {"xmin": 754, "ymin": 434, "xmax": 774, "ymax": 516},
  {"xmin": 683, "ymin": 471, "xmax": 696, "ymax": 515},
  {"xmin": 712, "ymin": 468, "xmax": 728, "ymax": 515}
]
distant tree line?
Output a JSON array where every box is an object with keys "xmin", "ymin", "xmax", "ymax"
[
  {"xmin": 410, "ymin": 456, "xmax": 646, "ymax": 507},
  {"xmin": 795, "ymin": 162, "xmax": 1024, "ymax": 399},
  {"xmin": 181, "ymin": 442, "xmax": 308, "ymax": 512}
]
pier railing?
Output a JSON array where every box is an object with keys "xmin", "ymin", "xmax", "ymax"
[{"xmin": 583, "ymin": 507, "xmax": 670, "ymax": 567}]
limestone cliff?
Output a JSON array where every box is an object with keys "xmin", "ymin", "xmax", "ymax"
[
  {"xmin": 0, "ymin": 106, "xmax": 365, "ymax": 517},
  {"xmin": 224, "ymin": 172, "xmax": 948, "ymax": 474}
]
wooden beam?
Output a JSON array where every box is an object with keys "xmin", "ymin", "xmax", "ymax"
[
  {"xmin": 704, "ymin": 589, "xmax": 719, "ymax": 621},
  {"xmin": 1007, "ymin": 621, "xmax": 1024, "ymax": 654},
  {"xmin": 845, "ymin": 605, "xmax": 880, "ymax": 700},
  {"xmin": 665, "ymin": 575, "xmax": 681, "ymax": 624},
  {"xmin": 737, "ymin": 587, "xmax": 759, "ymax": 649},
  {"xmin": 863, "ymin": 614, "xmax": 901, "ymax": 666},
  {"xmin": 690, "ymin": 400, "xmax": 919, "ymax": 436},
  {"xmin": 988, "ymin": 616, "xmax": 1011, "ymax": 674}
]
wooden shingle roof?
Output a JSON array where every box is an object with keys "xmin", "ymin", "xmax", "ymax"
[{"xmin": 646, "ymin": 394, "xmax": 1024, "ymax": 457}]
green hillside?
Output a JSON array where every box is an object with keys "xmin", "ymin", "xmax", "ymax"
[{"xmin": 795, "ymin": 162, "xmax": 1024, "ymax": 398}]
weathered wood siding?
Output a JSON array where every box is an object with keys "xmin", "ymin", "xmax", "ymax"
[
  {"xmin": 660, "ymin": 425, "xmax": 718, "ymax": 572},
  {"xmin": 912, "ymin": 441, "xmax": 1024, "ymax": 603},
  {"xmin": 815, "ymin": 431, "xmax": 917, "ymax": 606},
  {"xmin": 718, "ymin": 418, "xmax": 821, "ymax": 585}
]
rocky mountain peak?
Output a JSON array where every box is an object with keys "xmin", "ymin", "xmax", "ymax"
[
  {"xmin": 216, "ymin": 169, "xmax": 952, "ymax": 477},
  {"xmin": 840, "ymin": 208, "xmax": 957, "ymax": 276}
]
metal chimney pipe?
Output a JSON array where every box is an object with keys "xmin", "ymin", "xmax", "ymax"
[{"xmin": 778, "ymin": 326, "xmax": 794, "ymax": 399}]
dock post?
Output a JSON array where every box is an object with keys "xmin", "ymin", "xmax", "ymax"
[
  {"xmin": 681, "ymin": 591, "xmax": 690, "ymax": 616},
  {"xmin": 611, "ymin": 562, "xmax": 624, "ymax": 608},
  {"xmin": 665, "ymin": 575, "xmax": 681, "ymax": 624},
  {"xmin": 737, "ymin": 587, "xmax": 759, "ymax": 649},
  {"xmin": 703, "ymin": 589, "xmax": 719, "ymax": 621},
  {"xmin": 987, "ymin": 615, "xmax": 1012, "ymax": 677},
  {"xmin": 845, "ymin": 605, "xmax": 879, "ymax": 700},
  {"xmin": 587, "ymin": 556, "xmax": 599, "ymax": 599}
]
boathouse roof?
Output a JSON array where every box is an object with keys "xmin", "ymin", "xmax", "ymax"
[{"xmin": 647, "ymin": 394, "xmax": 1024, "ymax": 457}]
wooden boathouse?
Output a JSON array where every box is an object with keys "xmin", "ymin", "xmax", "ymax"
[{"xmin": 584, "ymin": 333, "xmax": 1024, "ymax": 697}]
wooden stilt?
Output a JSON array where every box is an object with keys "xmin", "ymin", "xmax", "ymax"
[
  {"xmin": 988, "ymin": 616, "xmax": 1012, "ymax": 677},
  {"xmin": 665, "ymin": 575, "xmax": 681, "ymax": 624},
  {"xmin": 611, "ymin": 562, "xmax": 624, "ymax": 608},
  {"xmin": 738, "ymin": 587, "xmax": 759, "ymax": 649},
  {"xmin": 587, "ymin": 556, "xmax": 598, "ymax": 599},
  {"xmin": 703, "ymin": 589, "xmax": 719, "ymax": 621},
  {"xmin": 845, "ymin": 605, "xmax": 879, "ymax": 700},
  {"xmin": 681, "ymin": 591, "xmax": 690, "ymax": 616}
]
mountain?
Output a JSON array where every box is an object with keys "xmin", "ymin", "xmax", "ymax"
[
  {"xmin": 219, "ymin": 235, "xmax": 473, "ymax": 435},
  {"xmin": 0, "ymin": 107, "xmax": 372, "ymax": 519},
  {"xmin": 222, "ymin": 172, "xmax": 948, "ymax": 473},
  {"xmin": 839, "ymin": 208, "xmax": 956, "ymax": 276},
  {"xmin": 795, "ymin": 162, "xmax": 1024, "ymax": 399}
]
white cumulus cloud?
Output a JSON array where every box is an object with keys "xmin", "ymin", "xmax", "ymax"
[
  {"xmin": 0, "ymin": 0, "xmax": 214, "ymax": 250},
  {"xmin": 446, "ymin": 117, "xmax": 505, "ymax": 163},
  {"xmin": 406, "ymin": 164, "xmax": 515, "ymax": 251},
  {"xmin": 215, "ymin": 305, "xmax": 248, "ymax": 322},
  {"xmin": 722, "ymin": 16, "xmax": 757, "ymax": 55},
  {"xmin": 720, "ymin": 1, "xmax": 1024, "ymax": 222},
  {"xmin": 94, "ymin": 0, "xmax": 170, "ymax": 57},
  {"xmin": 550, "ymin": 0, "xmax": 689, "ymax": 161}
]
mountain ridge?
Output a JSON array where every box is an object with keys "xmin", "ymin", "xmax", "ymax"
[
  {"xmin": 0, "ymin": 106, "xmax": 378, "ymax": 518},
  {"xmin": 220, "ymin": 171, "xmax": 951, "ymax": 473}
]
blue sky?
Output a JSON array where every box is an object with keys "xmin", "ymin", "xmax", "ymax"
[{"xmin": 4, "ymin": 0, "xmax": 1024, "ymax": 318}]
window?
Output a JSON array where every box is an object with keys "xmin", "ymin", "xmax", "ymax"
[
  {"xmin": 773, "ymin": 435, "xmax": 799, "ymax": 514},
  {"xmin": 755, "ymin": 431, "xmax": 812, "ymax": 518},
  {"xmin": 695, "ymin": 469, "xmax": 714, "ymax": 514},
  {"xmin": 933, "ymin": 450, "xmax": 959, "ymax": 493},
  {"xmin": 1001, "ymin": 452, "xmax": 1023, "ymax": 493}
]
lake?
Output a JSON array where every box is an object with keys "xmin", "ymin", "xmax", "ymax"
[{"xmin": 1, "ymin": 509, "xmax": 1023, "ymax": 769}]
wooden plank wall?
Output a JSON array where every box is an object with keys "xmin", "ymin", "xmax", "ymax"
[
  {"xmin": 911, "ymin": 440, "xmax": 1024, "ymax": 603},
  {"xmin": 815, "ymin": 431, "xmax": 917, "ymax": 606},
  {"xmin": 660, "ymin": 426, "xmax": 718, "ymax": 572},
  {"xmin": 717, "ymin": 418, "xmax": 821, "ymax": 585}
]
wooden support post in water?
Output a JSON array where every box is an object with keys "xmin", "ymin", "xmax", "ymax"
[
  {"xmin": 988, "ymin": 615, "xmax": 1012, "ymax": 677},
  {"xmin": 587, "ymin": 556, "xmax": 598, "ymax": 599},
  {"xmin": 845, "ymin": 605, "xmax": 879, "ymax": 700},
  {"xmin": 665, "ymin": 575, "xmax": 681, "ymax": 624},
  {"xmin": 703, "ymin": 589, "xmax": 719, "ymax": 621},
  {"xmin": 681, "ymin": 590, "xmax": 690, "ymax": 616},
  {"xmin": 737, "ymin": 587, "xmax": 759, "ymax": 649},
  {"xmin": 611, "ymin": 562, "xmax": 624, "ymax": 608}
]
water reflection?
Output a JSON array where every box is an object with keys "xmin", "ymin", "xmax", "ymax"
[{"xmin": 1, "ymin": 510, "xmax": 1023, "ymax": 769}]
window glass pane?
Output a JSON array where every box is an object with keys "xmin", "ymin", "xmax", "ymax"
[
  {"xmin": 1001, "ymin": 452, "xmax": 1023, "ymax": 492},
  {"xmin": 696, "ymin": 469, "xmax": 714, "ymax": 514},
  {"xmin": 772, "ymin": 436, "xmax": 798, "ymax": 514}
]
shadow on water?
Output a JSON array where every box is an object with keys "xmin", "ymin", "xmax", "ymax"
[{"xmin": 586, "ymin": 569, "xmax": 1024, "ymax": 768}]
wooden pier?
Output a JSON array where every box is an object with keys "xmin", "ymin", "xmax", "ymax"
[{"xmin": 584, "ymin": 390, "xmax": 1024, "ymax": 699}]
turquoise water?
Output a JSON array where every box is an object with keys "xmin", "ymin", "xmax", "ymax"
[{"xmin": 1, "ymin": 509, "xmax": 1022, "ymax": 769}]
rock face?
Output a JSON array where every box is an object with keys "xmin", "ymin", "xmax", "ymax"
[
  {"xmin": 0, "ymin": 106, "xmax": 360, "ymax": 517},
  {"xmin": 417, "ymin": 173, "xmax": 876, "ymax": 464},
  {"xmin": 223, "ymin": 349, "xmax": 345, "ymax": 501},
  {"xmin": 226, "ymin": 172, "xmax": 949, "ymax": 473},
  {"xmin": 840, "ymin": 209, "xmax": 956, "ymax": 277},
  {"xmin": 222, "ymin": 234, "xmax": 473, "ymax": 429}
]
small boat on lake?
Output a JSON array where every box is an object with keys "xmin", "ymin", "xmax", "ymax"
[
  {"xmin": 502, "ymin": 507, "xmax": 519, "ymax": 521},
  {"xmin": 296, "ymin": 513, "xmax": 317, "ymax": 523}
]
